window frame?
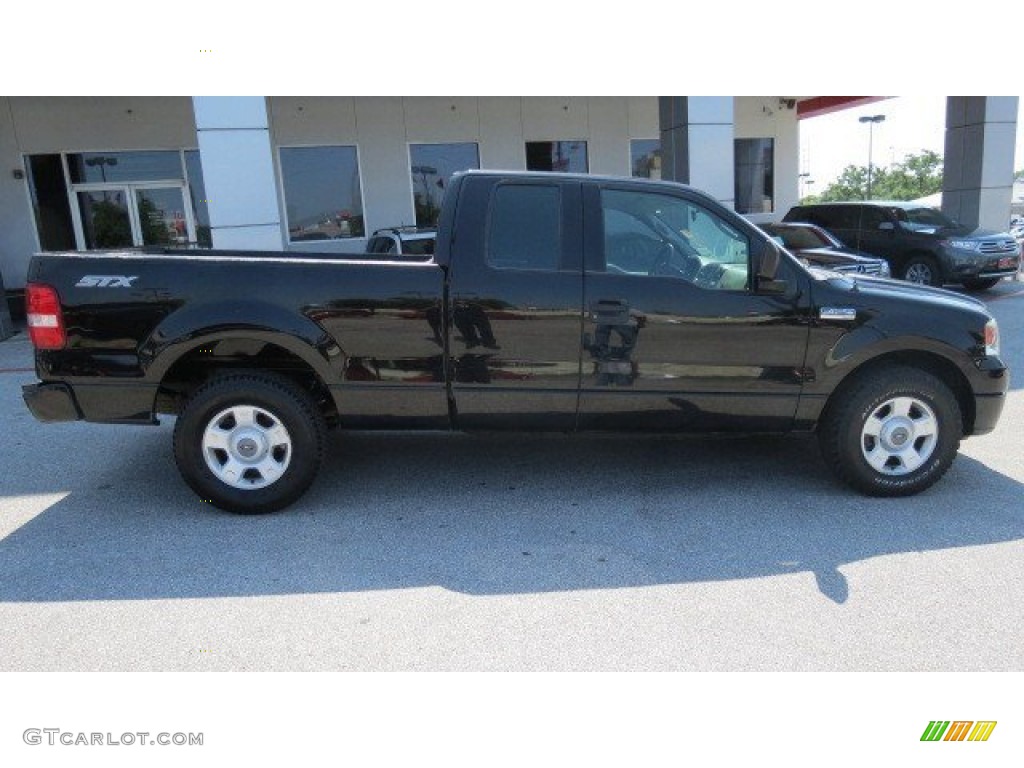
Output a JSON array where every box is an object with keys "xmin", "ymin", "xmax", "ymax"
[
  {"xmin": 276, "ymin": 142, "xmax": 368, "ymax": 244},
  {"xmin": 629, "ymin": 138, "xmax": 662, "ymax": 179}
]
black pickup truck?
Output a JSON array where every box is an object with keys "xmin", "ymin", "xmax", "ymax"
[{"xmin": 23, "ymin": 171, "xmax": 1009, "ymax": 512}]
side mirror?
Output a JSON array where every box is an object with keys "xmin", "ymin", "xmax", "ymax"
[
  {"xmin": 758, "ymin": 241, "xmax": 780, "ymax": 281},
  {"xmin": 878, "ymin": 222, "xmax": 895, "ymax": 231},
  {"xmin": 756, "ymin": 241, "xmax": 788, "ymax": 294}
]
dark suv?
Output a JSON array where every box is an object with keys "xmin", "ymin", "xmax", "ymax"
[{"xmin": 782, "ymin": 201, "xmax": 1020, "ymax": 291}]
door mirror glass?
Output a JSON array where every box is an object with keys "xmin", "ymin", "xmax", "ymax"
[
  {"xmin": 758, "ymin": 240, "xmax": 780, "ymax": 281},
  {"xmin": 878, "ymin": 222, "xmax": 895, "ymax": 231}
]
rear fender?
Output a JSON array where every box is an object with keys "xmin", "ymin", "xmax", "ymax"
[{"xmin": 140, "ymin": 300, "xmax": 344, "ymax": 385}]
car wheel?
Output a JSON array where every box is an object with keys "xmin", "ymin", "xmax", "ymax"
[
  {"xmin": 173, "ymin": 372, "xmax": 326, "ymax": 513},
  {"xmin": 902, "ymin": 255, "xmax": 942, "ymax": 286},
  {"xmin": 961, "ymin": 277, "xmax": 1001, "ymax": 292},
  {"xmin": 818, "ymin": 366, "xmax": 961, "ymax": 497}
]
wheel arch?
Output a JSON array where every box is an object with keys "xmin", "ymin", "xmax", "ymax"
[
  {"xmin": 819, "ymin": 349, "xmax": 975, "ymax": 436},
  {"xmin": 152, "ymin": 332, "xmax": 339, "ymax": 422}
]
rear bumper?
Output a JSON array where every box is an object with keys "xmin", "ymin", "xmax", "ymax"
[
  {"xmin": 22, "ymin": 382, "xmax": 82, "ymax": 422},
  {"xmin": 23, "ymin": 380, "xmax": 158, "ymax": 424}
]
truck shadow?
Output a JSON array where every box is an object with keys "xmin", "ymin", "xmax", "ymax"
[{"xmin": 1, "ymin": 429, "xmax": 1022, "ymax": 605}]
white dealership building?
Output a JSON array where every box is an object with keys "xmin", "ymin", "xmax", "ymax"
[{"xmin": 0, "ymin": 96, "xmax": 1017, "ymax": 300}]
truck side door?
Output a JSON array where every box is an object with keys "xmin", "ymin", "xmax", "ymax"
[
  {"xmin": 446, "ymin": 175, "xmax": 583, "ymax": 429},
  {"xmin": 577, "ymin": 181, "xmax": 810, "ymax": 432}
]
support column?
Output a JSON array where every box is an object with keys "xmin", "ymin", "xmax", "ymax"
[
  {"xmin": 192, "ymin": 97, "xmax": 284, "ymax": 250},
  {"xmin": 658, "ymin": 96, "xmax": 735, "ymax": 207},
  {"xmin": 942, "ymin": 97, "xmax": 1018, "ymax": 231}
]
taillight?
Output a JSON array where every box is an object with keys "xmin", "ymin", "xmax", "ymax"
[{"xmin": 26, "ymin": 282, "xmax": 66, "ymax": 350}]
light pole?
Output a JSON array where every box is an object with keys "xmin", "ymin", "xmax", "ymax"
[
  {"xmin": 798, "ymin": 172, "xmax": 813, "ymax": 199},
  {"xmin": 85, "ymin": 155, "xmax": 118, "ymax": 183},
  {"xmin": 858, "ymin": 114, "xmax": 885, "ymax": 200}
]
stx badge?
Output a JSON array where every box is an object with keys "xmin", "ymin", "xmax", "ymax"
[{"xmin": 75, "ymin": 275, "xmax": 139, "ymax": 288}]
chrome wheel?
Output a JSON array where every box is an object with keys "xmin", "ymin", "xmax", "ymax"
[
  {"xmin": 860, "ymin": 396, "xmax": 938, "ymax": 476},
  {"xmin": 904, "ymin": 262, "xmax": 934, "ymax": 285},
  {"xmin": 201, "ymin": 404, "xmax": 292, "ymax": 489}
]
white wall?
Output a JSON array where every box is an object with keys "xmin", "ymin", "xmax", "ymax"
[
  {"xmin": 734, "ymin": 97, "xmax": 800, "ymax": 224},
  {"xmin": 0, "ymin": 99, "xmax": 41, "ymax": 289},
  {"xmin": 9, "ymin": 97, "xmax": 197, "ymax": 154},
  {"xmin": 269, "ymin": 96, "xmax": 661, "ymax": 252}
]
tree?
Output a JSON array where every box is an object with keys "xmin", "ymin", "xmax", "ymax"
[
  {"xmin": 817, "ymin": 150, "xmax": 944, "ymax": 202},
  {"xmin": 1015, "ymin": 169, "xmax": 1024, "ymax": 182},
  {"xmin": 819, "ymin": 165, "xmax": 871, "ymax": 202}
]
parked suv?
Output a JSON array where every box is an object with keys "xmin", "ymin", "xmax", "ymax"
[
  {"xmin": 783, "ymin": 202, "xmax": 1020, "ymax": 290},
  {"xmin": 366, "ymin": 227, "xmax": 437, "ymax": 257}
]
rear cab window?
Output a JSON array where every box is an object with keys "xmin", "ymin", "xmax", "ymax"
[{"xmin": 486, "ymin": 184, "xmax": 562, "ymax": 271}]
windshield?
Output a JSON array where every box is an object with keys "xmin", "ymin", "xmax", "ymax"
[
  {"xmin": 768, "ymin": 225, "xmax": 833, "ymax": 250},
  {"xmin": 893, "ymin": 207, "xmax": 957, "ymax": 231}
]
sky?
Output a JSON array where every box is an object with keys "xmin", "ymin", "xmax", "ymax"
[{"xmin": 799, "ymin": 96, "xmax": 1024, "ymax": 193}]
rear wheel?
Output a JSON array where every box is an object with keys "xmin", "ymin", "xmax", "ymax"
[
  {"xmin": 961, "ymin": 277, "xmax": 1001, "ymax": 292},
  {"xmin": 818, "ymin": 366, "xmax": 961, "ymax": 496},
  {"xmin": 173, "ymin": 372, "xmax": 326, "ymax": 513},
  {"xmin": 902, "ymin": 255, "xmax": 942, "ymax": 286}
]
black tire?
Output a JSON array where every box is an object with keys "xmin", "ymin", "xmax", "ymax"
[
  {"xmin": 961, "ymin": 277, "xmax": 1001, "ymax": 292},
  {"xmin": 173, "ymin": 372, "xmax": 326, "ymax": 514},
  {"xmin": 818, "ymin": 366, "xmax": 961, "ymax": 497},
  {"xmin": 901, "ymin": 254, "xmax": 943, "ymax": 287}
]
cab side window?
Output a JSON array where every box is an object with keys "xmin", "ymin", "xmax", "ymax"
[
  {"xmin": 486, "ymin": 184, "xmax": 561, "ymax": 271},
  {"xmin": 599, "ymin": 188, "xmax": 750, "ymax": 291}
]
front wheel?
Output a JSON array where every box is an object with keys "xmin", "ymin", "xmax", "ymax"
[
  {"xmin": 173, "ymin": 372, "xmax": 326, "ymax": 513},
  {"xmin": 818, "ymin": 366, "xmax": 961, "ymax": 497},
  {"xmin": 961, "ymin": 277, "xmax": 1001, "ymax": 292},
  {"xmin": 902, "ymin": 255, "xmax": 943, "ymax": 286}
]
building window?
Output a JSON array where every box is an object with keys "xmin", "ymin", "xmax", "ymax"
[
  {"xmin": 409, "ymin": 143, "xmax": 479, "ymax": 228},
  {"xmin": 630, "ymin": 139, "xmax": 662, "ymax": 179},
  {"xmin": 734, "ymin": 138, "xmax": 774, "ymax": 214},
  {"xmin": 25, "ymin": 154, "xmax": 76, "ymax": 251},
  {"xmin": 29, "ymin": 150, "xmax": 201, "ymax": 251},
  {"xmin": 67, "ymin": 151, "xmax": 184, "ymax": 184},
  {"xmin": 487, "ymin": 184, "xmax": 562, "ymax": 271},
  {"xmin": 280, "ymin": 145, "xmax": 365, "ymax": 241},
  {"xmin": 525, "ymin": 141, "xmax": 588, "ymax": 173}
]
